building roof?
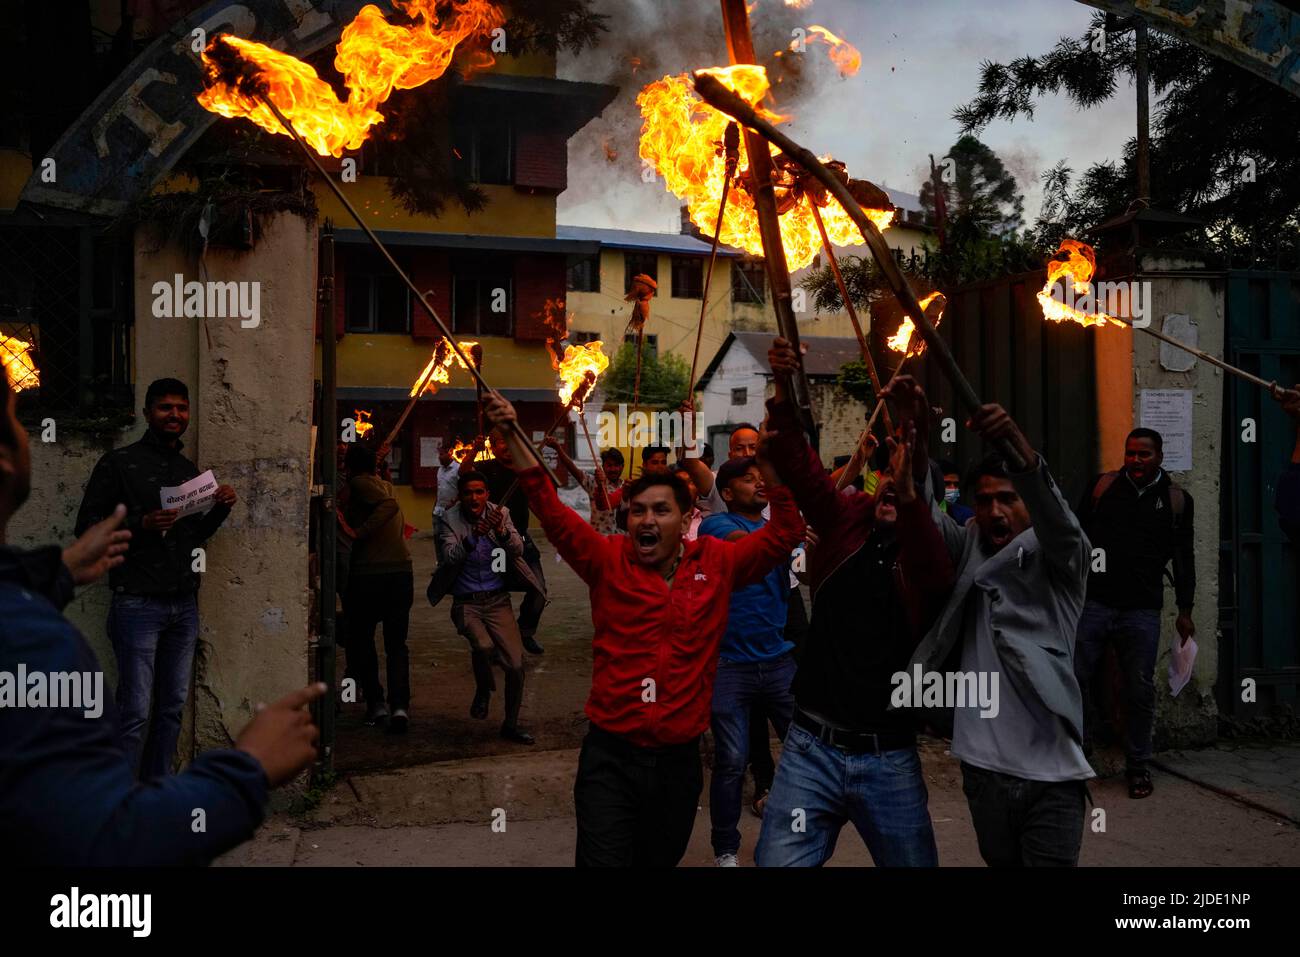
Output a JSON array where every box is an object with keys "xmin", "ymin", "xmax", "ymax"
[
  {"xmin": 556, "ymin": 224, "xmax": 746, "ymax": 257},
  {"xmin": 335, "ymin": 229, "xmax": 600, "ymax": 255},
  {"xmin": 695, "ymin": 331, "xmax": 863, "ymax": 391}
]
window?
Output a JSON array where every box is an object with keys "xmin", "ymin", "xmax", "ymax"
[
  {"xmin": 624, "ymin": 252, "xmax": 658, "ymax": 293},
  {"xmin": 571, "ymin": 330, "xmax": 600, "ymax": 345},
  {"xmin": 452, "ymin": 260, "xmax": 512, "ymax": 336},
  {"xmin": 732, "ymin": 260, "xmax": 766, "ymax": 304},
  {"xmin": 566, "ymin": 253, "xmax": 600, "ymax": 292},
  {"xmin": 671, "ymin": 256, "xmax": 704, "ymax": 298},
  {"xmin": 346, "ymin": 274, "xmax": 411, "ymax": 333},
  {"xmin": 452, "ymin": 118, "xmax": 512, "ymax": 185},
  {"xmin": 731, "ymin": 387, "xmax": 747, "ymax": 406},
  {"xmin": 623, "ymin": 333, "xmax": 658, "ymax": 361}
]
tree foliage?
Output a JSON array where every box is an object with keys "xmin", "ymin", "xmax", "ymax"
[
  {"xmin": 602, "ymin": 341, "xmax": 690, "ymax": 409},
  {"xmin": 919, "ymin": 134, "xmax": 1024, "ymax": 234},
  {"xmin": 955, "ymin": 12, "xmax": 1300, "ymax": 264}
]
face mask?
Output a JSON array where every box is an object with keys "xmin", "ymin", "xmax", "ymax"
[{"xmin": 944, "ymin": 489, "xmax": 960, "ymax": 506}]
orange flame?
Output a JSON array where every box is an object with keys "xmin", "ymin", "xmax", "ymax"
[
  {"xmin": 886, "ymin": 293, "xmax": 945, "ymax": 357},
  {"xmin": 450, "ymin": 438, "xmax": 494, "ymax": 462},
  {"xmin": 353, "ymin": 408, "xmax": 374, "ymax": 438},
  {"xmin": 784, "ymin": 0, "xmax": 813, "ymax": 8},
  {"xmin": 638, "ymin": 65, "xmax": 893, "ymax": 271},
  {"xmin": 798, "ymin": 25, "xmax": 862, "ymax": 77},
  {"xmin": 556, "ymin": 340, "xmax": 609, "ymax": 412},
  {"xmin": 0, "ymin": 334, "xmax": 39, "ymax": 392},
  {"xmin": 197, "ymin": 0, "xmax": 505, "ymax": 157},
  {"xmin": 410, "ymin": 338, "xmax": 479, "ymax": 397},
  {"xmin": 1036, "ymin": 239, "xmax": 1122, "ymax": 328}
]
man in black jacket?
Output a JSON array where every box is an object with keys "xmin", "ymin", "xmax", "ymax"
[
  {"xmin": 0, "ymin": 370, "xmax": 322, "ymax": 865},
  {"xmin": 1073, "ymin": 427, "xmax": 1195, "ymax": 799},
  {"xmin": 75, "ymin": 378, "xmax": 237, "ymax": 778}
]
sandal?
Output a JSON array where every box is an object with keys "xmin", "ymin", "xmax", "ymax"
[{"xmin": 1127, "ymin": 768, "xmax": 1153, "ymax": 799}]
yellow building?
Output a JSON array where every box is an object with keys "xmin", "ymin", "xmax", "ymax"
[{"xmin": 314, "ymin": 63, "xmax": 616, "ymax": 524}]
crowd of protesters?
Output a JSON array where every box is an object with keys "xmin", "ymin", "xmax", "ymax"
[{"xmin": 9, "ymin": 352, "xmax": 1299, "ymax": 868}]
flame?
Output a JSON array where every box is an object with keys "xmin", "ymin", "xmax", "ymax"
[
  {"xmin": 450, "ymin": 438, "xmax": 494, "ymax": 462},
  {"xmin": 637, "ymin": 65, "xmax": 893, "ymax": 271},
  {"xmin": 0, "ymin": 334, "xmax": 38, "ymax": 392},
  {"xmin": 410, "ymin": 338, "xmax": 479, "ymax": 397},
  {"xmin": 798, "ymin": 25, "xmax": 861, "ymax": 77},
  {"xmin": 886, "ymin": 293, "xmax": 945, "ymax": 357},
  {"xmin": 353, "ymin": 408, "xmax": 374, "ymax": 438},
  {"xmin": 784, "ymin": 0, "xmax": 813, "ymax": 7},
  {"xmin": 1035, "ymin": 239, "xmax": 1123, "ymax": 328},
  {"xmin": 197, "ymin": 0, "xmax": 505, "ymax": 157},
  {"xmin": 556, "ymin": 340, "xmax": 609, "ymax": 412}
]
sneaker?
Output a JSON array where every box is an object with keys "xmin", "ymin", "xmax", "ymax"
[
  {"xmin": 364, "ymin": 703, "xmax": 389, "ymax": 726},
  {"xmin": 470, "ymin": 690, "xmax": 490, "ymax": 720},
  {"xmin": 387, "ymin": 708, "xmax": 408, "ymax": 734},
  {"xmin": 522, "ymin": 636, "xmax": 544, "ymax": 655},
  {"xmin": 715, "ymin": 853, "xmax": 739, "ymax": 867}
]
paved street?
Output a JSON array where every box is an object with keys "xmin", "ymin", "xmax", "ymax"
[{"xmin": 260, "ymin": 525, "xmax": 1300, "ymax": 867}]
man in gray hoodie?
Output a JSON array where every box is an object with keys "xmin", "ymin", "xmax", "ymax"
[{"xmin": 898, "ymin": 386, "xmax": 1093, "ymax": 867}]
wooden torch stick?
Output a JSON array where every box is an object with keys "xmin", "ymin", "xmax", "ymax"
[
  {"xmin": 253, "ymin": 90, "xmax": 558, "ymax": 484},
  {"xmin": 808, "ymin": 200, "xmax": 894, "ymax": 436},
  {"xmin": 693, "ymin": 70, "xmax": 1029, "ymax": 471}
]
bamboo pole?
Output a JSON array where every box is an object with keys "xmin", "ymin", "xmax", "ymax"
[
  {"xmin": 693, "ymin": 70, "xmax": 1028, "ymax": 470},
  {"xmin": 808, "ymin": 200, "xmax": 894, "ymax": 436},
  {"xmin": 252, "ymin": 90, "xmax": 558, "ymax": 484}
]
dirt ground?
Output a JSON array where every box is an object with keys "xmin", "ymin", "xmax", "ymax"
[
  {"xmin": 293, "ymin": 523, "xmax": 1300, "ymax": 867},
  {"xmin": 333, "ymin": 530, "xmax": 596, "ymax": 772}
]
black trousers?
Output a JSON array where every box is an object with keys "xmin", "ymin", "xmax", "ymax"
[
  {"xmin": 960, "ymin": 762, "xmax": 1087, "ymax": 867},
  {"xmin": 516, "ymin": 532, "xmax": 547, "ymax": 640},
  {"xmin": 574, "ymin": 725, "xmax": 703, "ymax": 867},
  {"xmin": 346, "ymin": 570, "xmax": 414, "ymax": 710}
]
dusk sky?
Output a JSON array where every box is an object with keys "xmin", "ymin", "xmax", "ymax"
[{"xmin": 558, "ymin": 0, "xmax": 1136, "ymax": 233}]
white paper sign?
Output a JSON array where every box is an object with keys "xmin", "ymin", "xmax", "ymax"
[
  {"xmin": 420, "ymin": 436, "xmax": 442, "ymax": 468},
  {"xmin": 160, "ymin": 469, "xmax": 219, "ymax": 518},
  {"xmin": 1139, "ymin": 389, "xmax": 1193, "ymax": 472}
]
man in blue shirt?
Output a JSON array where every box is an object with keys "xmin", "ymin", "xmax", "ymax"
[{"xmin": 699, "ymin": 454, "xmax": 797, "ymax": 866}]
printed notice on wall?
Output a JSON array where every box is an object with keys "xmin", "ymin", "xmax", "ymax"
[
  {"xmin": 1139, "ymin": 389, "xmax": 1192, "ymax": 472},
  {"xmin": 160, "ymin": 469, "xmax": 218, "ymax": 518},
  {"xmin": 420, "ymin": 436, "xmax": 441, "ymax": 468}
]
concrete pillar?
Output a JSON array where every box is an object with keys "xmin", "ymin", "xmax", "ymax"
[{"xmin": 133, "ymin": 211, "xmax": 317, "ymax": 756}]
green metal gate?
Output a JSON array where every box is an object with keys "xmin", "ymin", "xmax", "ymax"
[{"xmin": 1220, "ymin": 270, "xmax": 1300, "ymax": 715}]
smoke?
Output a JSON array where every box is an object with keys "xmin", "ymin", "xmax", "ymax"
[{"xmin": 558, "ymin": 0, "xmax": 855, "ymax": 229}]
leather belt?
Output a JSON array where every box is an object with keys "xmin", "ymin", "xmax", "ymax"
[
  {"xmin": 453, "ymin": 588, "xmax": 508, "ymax": 603},
  {"xmin": 793, "ymin": 707, "xmax": 915, "ymax": 755}
]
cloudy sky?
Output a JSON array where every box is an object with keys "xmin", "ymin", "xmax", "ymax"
[{"xmin": 557, "ymin": 0, "xmax": 1136, "ymax": 232}]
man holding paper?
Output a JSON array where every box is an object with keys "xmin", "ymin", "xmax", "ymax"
[{"xmin": 75, "ymin": 377, "xmax": 237, "ymax": 779}]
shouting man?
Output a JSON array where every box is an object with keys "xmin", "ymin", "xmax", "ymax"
[
  {"xmin": 482, "ymin": 391, "xmax": 804, "ymax": 867},
  {"xmin": 904, "ymin": 393, "xmax": 1094, "ymax": 867}
]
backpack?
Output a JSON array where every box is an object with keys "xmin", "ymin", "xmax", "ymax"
[{"xmin": 1091, "ymin": 470, "xmax": 1185, "ymax": 529}]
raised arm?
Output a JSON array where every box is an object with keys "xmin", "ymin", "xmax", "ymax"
[
  {"xmin": 483, "ymin": 391, "xmax": 609, "ymax": 583},
  {"xmin": 968, "ymin": 403, "xmax": 1088, "ymax": 587},
  {"xmin": 887, "ymin": 426, "xmax": 957, "ymax": 636},
  {"xmin": 727, "ymin": 483, "xmax": 806, "ymax": 589}
]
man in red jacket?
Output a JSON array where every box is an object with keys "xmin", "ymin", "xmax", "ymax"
[{"xmin": 482, "ymin": 392, "xmax": 805, "ymax": 867}]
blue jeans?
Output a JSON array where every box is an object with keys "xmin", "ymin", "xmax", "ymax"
[
  {"xmin": 755, "ymin": 722, "xmax": 938, "ymax": 867},
  {"xmin": 108, "ymin": 593, "xmax": 200, "ymax": 779},
  {"xmin": 709, "ymin": 653, "xmax": 796, "ymax": 857},
  {"xmin": 1073, "ymin": 600, "xmax": 1161, "ymax": 770}
]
